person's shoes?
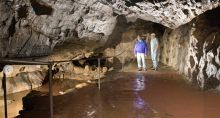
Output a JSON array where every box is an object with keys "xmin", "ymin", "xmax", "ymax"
[
  {"xmin": 143, "ymin": 68, "xmax": 147, "ymax": 71},
  {"xmin": 155, "ymin": 66, "xmax": 157, "ymax": 71},
  {"xmin": 152, "ymin": 66, "xmax": 155, "ymax": 70},
  {"xmin": 138, "ymin": 68, "xmax": 142, "ymax": 71}
]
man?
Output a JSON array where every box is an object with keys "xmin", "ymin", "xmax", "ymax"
[
  {"xmin": 134, "ymin": 35, "xmax": 148, "ymax": 71},
  {"xmin": 150, "ymin": 33, "xmax": 160, "ymax": 70}
]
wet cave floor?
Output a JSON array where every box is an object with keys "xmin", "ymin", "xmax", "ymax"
[{"xmin": 2, "ymin": 62, "xmax": 220, "ymax": 118}]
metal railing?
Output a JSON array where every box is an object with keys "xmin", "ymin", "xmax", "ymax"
[{"xmin": 0, "ymin": 51, "xmax": 125, "ymax": 118}]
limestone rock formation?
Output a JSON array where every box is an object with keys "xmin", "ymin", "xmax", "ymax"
[
  {"xmin": 160, "ymin": 8, "xmax": 220, "ymax": 90},
  {"xmin": 53, "ymin": 60, "xmax": 108, "ymax": 81},
  {"xmin": 0, "ymin": 65, "xmax": 48, "ymax": 95}
]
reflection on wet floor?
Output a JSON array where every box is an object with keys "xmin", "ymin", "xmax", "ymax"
[
  {"xmin": 132, "ymin": 75, "xmax": 152, "ymax": 117},
  {"xmin": 133, "ymin": 76, "xmax": 146, "ymax": 91},
  {"xmin": 2, "ymin": 62, "xmax": 220, "ymax": 118},
  {"xmin": 133, "ymin": 91, "xmax": 152, "ymax": 118},
  {"xmin": 132, "ymin": 74, "xmax": 174, "ymax": 118}
]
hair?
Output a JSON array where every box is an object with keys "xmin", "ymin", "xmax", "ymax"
[
  {"xmin": 137, "ymin": 35, "xmax": 141, "ymax": 39},
  {"xmin": 151, "ymin": 33, "xmax": 156, "ymax": 36}
]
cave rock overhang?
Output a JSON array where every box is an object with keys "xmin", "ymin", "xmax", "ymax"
[{"xmin": 108, "ymin": 0, "xmax": 220, "ymax": 29}]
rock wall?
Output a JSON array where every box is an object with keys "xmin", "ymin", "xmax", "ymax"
[
  {"xmin": 0, "ymin": 65, "xmax": 48, "ymax": 95},
  {"xmin": 53, "ymin": 61, "xmax": 109, "ymax": 81},
  {"xmin": 160, "ymin": 7, "xmax": 220, "ymax": 90},
  {"xmin": 0, "ymin": 0, "xmax": 118, "ymax": 59},
  {"xmin": 160, "ymin": 21, "xmax": 193, "ymax": 76}
]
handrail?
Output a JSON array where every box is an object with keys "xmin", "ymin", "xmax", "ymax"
[
  {"xmin": 51, "ymin": 51, "xmax": 125, "ymax": 63},
  {"xmin": 0, "ymin": 51, "xmax": 125, "ymax": 64},
  {"xmin": 0, "ymin": 58, "xmax": 53, "ymax": 65},
  {"xmin": 0, "ymin": 51, "xmax": 125, "ymax": 118}
]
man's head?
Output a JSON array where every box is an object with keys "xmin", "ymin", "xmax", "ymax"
[
  {"xmin": 137, "ymin": 35, "xmax": 142, "ymax": 41},
  {"xmin": 151, "ymin": 33, "xmax": 155, "ymax": 39}
]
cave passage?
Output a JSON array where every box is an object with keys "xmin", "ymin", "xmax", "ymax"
[{"xmin": 2, "ymin": 0, "xmax": 220, "ymax": 117}]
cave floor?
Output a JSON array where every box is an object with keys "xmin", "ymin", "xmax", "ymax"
[
  {"xmin": 49, "ymin": 70, "xmax": 220, "ymax": 118},
  {"xmin": 2, "ymin": 62, "xmax": 220, "ymax": 118}
]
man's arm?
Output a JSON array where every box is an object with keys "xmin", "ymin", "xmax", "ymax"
[
  {"xmin": 154, "ymin": 38, "xmax": 159, "ymax": 53},
  {"xmin": 134, "ymin": 44, "xmax": 137, "ymax": 56},
  {"xmin": 155, "ymin": 44, "xmax": 159, "ymax": 53},
  {"xmin": 145, "ymin": 42, "xmax": 148, "ymax": 56}
]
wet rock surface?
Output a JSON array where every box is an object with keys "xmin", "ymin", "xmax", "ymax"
[
  {"xmin": 0, "ymin": 100, "xmax": 15, "ymax": 108},
  {"xmin": 0, "ymin": 90, "xmax": 31, "ymax": 118},
  {"xmin": 14, "ymin": 63, "xmax": 220, "ymax": 118}
]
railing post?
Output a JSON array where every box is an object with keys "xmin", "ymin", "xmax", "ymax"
[
  {"xmin": 98, "ymin": 58, "xmax": 100, "ymax": 89},
  {"xmin": 3, "ymin": 72, "xmax": 7, "ymax": 118},
  {"xmin": 49, "ymin": 64, "xmax": 53, "ymax": 118},
  {"xmin": 122, "ymin": 52, "xmax": 124, "ymax": 72}
]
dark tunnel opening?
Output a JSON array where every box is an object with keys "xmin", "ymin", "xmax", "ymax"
[
  {"xmin": 125, "ymin": 0, "xmax": 167, "ymax": 7},
  {"xmin": 18, "ymin": 5, "xmax": 28, "ymax": 19},
  {"xmin": 153, "ymin": 22, "xmax": 167, "ymax": 34},
  {"xmin": 205, "ymin": 6, "xmax": 220, "ymax": 28},
  {"xmin": 8, "ymin": 17, "xmax": 16, "ymax": 37},
  {"xmin": 29, "ymin": 0, "xmax": 53, "ymax": 15},
  {"xmin": 71, "ymin": 53, "xmax": 106, "ymax": 69}
]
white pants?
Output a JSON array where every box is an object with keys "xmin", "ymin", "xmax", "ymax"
[{"xmin": 137, "ymin": 53, "xmax": 146, "ymax": 69}]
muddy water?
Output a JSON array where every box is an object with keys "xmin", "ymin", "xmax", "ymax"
[
  {"xmin": 0, "ymin": 79, "xmax": 85, "ymax": 118},
  {"xmin": 15, "ymin": 69, "xmax": 220, "ymax": 118},
  {"xmin": 2, "ymin": 62, "xmax": 220, "ymax": 118},
  {"xmin": 0, "ymin": 90, "xmax": 31, "ymax": 118},
  {"xmin": 57, "ymin": 71, "xmax": 220, "ymax": 118},
  {"xmin": 33, "ymin": 72, "xmax": 173, "ymax": 118}
]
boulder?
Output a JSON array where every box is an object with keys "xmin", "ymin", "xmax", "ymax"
[
  {"xmin": 102, "ymin": 67, "xmax": 108, "ymax": 73},
  {"xmin": 0, "ymin": 71, "xmax": 47, "ymax": 96},
  {"xmin": 73, "ymin": 66, "xmax": 84, "ymax": 74}
]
